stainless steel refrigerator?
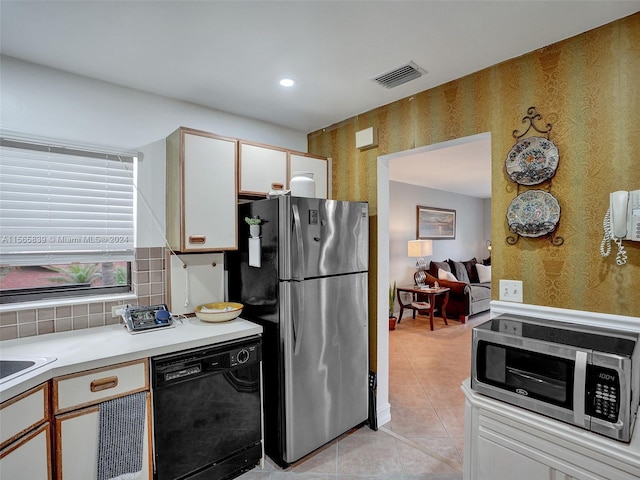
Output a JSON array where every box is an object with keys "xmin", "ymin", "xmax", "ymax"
[{"xmin": 228, "ymin": 196, "xmax": 369, "ymax": 467}]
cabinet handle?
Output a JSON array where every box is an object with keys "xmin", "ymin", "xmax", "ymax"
[
  {"xmin": 90, "ymin": 376, "xmax": 119, "ymax": 392},
  {"xmin": 189, "ymin": 235, "xmax": 206, "ymax": 244}
]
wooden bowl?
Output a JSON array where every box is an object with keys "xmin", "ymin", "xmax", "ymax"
[{"xmin": 194, "ymin": 302, "xmax": 243, "ymax": 323}]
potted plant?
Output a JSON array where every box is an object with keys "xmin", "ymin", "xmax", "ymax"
[
  {"xmin": 244, "ymin": 216, "xmax": 262, "ymax": 237},
  {"xmin": 389, "ymin": 281, "xmax": 397, "ymax": 331}
]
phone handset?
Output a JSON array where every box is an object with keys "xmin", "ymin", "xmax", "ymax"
[
  {"xmin": 610, "ymin": 191, "xmax": 629, "ymax": 238},
  {"xmin": 600, "ymin": 191, "xmax": 629, "ymax": 265}
]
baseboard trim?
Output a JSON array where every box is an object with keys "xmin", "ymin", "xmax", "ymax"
[{"xmin": 377, "ymin": 401, "xmax": 391, "ymax": 427}]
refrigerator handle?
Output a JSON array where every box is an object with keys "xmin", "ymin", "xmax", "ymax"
[
  {"xmin": 292, "ymin": 282, "xmax": 305, "ymax": 356},
  {"xmin": 291, "ymin": 204, "xmax": 305, "ymax": 281}
]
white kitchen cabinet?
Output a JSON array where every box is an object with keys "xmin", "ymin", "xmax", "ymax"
[
  {"xmin": 0, "ymin": 424, "xmax": 51, "ymax": 480},
  {"xmin": 0, "ymin": 382, "xmax": 51, "ymax": 480},
  {"xmin": 239, "ymin": 141, "xmax": 288, "ymax": 196},
  {"xmin": 462, "ymin": 381, "xmax": 640, "ymax": 480},
  {"xmin": 289, "ymin": 152, "xmax": 328, "ymax": 198},
  {"xmin": 239, "ymin": 142, "xmax": 329, "ymax": 198},
  {"xmin": 474, "ymin": 429, "xmax": 580, "ymax": 479},
  {"xmin": 53, "ymin": 359, "xmax": 152, "ymax": 480},
  {"xmin": 167, "ymin": 251, "xmax": 225, "ymax": 315},
  {"xmin": 166, "ymin": 127, "xmax": 238, "ymax": 252}
]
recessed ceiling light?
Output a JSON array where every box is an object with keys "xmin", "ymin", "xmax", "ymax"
[{"xmin": 279, "ymin": 78, "xmax": 295, "ymax": 87}]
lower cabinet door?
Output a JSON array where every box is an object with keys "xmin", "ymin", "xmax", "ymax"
[
  {"xmin": 0, "ymin": 423, "xmax": 52, "ymax": 480},
  {"xmin": 55, "ymin": 394, "xmax": 151, "ymax": 480},
  {"xmin": 475, "ymin": 436, "xmax": 557, "ymax": 480}
]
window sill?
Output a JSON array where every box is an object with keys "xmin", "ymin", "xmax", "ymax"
[{"xmin": 0, "ymin": 292, "xmax": 137, "ymax": 313}]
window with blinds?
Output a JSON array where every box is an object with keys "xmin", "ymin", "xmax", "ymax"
[{"xmin": 0, "ymin": 137, "xmax": 135, "ymax": 303}]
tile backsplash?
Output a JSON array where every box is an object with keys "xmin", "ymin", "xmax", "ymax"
[{"xmin": 0, "ymin": 247, "xmax": 166, "ymax": 341}]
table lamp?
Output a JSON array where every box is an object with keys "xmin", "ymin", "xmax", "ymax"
[
  {"xmin": 408, "ymin": 239, "xmax": 432, "ymax": 272},
  {"xmin": 485, "ymin": 240, "xmax": 492, "ymax": 265}
]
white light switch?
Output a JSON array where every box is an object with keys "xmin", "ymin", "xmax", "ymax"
[{"xmin": 499, "ymin": 279, "xmax": 523, "ymax": 303}]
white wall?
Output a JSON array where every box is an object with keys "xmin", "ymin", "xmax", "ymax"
[
  {"xmin": 136, "ymin": 139, "xmax": 167, "ymax": 247},
  {"xmin": 1, "ymin": 55, "xmax": 309, "ymax": 247},
  {"xmin": 389, "ymin": 181, "xmax": 490, "ymax": 289},
  {"xmin": 0, "ymin": 56, "xmax": 307, "ymax": 150}
]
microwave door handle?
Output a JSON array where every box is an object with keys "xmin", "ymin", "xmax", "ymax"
[
  {"xmin": 506, "ymin": 367, "xmax": 564, "ymax": 388},
  {"xmin": 573, "ymin": 351, "xmax": 588, "ymax": 427}
]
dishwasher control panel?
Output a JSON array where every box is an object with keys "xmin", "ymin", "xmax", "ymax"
[
  {"xmin": 165, "ymin": 365, "xmax": 201, "ymax": 381},
  {"xmin": 231, "ymin": 344, "xmax": 259, "ymax": 366},
  {"xmin": 152, "ymin": 337, "xmax": 262, "ymax": 388}
]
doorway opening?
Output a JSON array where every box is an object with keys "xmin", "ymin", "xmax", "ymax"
[{"xmin": 375, "ymin": 132, "xmax": 492, "ymax": 427}]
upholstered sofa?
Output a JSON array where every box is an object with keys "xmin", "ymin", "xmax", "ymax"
[{"xmin": 423, "ymin": 258, "xmax": 491, "ymax": 322}]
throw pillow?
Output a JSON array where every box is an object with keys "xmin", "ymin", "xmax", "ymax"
[
  {"xmin": 476, "ymin": 264, "xmax": 491, "ymax": 283},
  {"xmin": 430, "ymin": 260, "xmax": 450, "ymax": 277},
  {"xmin": 461, "ymin": 258, "xmax": 480, "ymax": 283},
  {"xmin": 438, "ymin": 268, "xmax": 457, "ymax": 282},
  {"xmin": 449, "ymin": 260, "xmax": 470, "ymax": 284}
]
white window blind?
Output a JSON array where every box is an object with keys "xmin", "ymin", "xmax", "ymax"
[{"xmin": 0, "ymin": 138, "xmax": 135, "ymax": 266}]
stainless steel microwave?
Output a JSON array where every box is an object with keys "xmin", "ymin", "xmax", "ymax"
[{"xmin": 471, "ymin": 314, "xmax": 640, "ymax": 442}]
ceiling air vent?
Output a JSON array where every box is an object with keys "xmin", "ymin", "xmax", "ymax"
[{"xmin": 371, "ymin": 61, "xmax": 427, "ymax": 89}]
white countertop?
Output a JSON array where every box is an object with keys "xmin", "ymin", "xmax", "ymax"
[{"xmin": 0, "ymin": 317, "xmax": 262, "ymax": 402}]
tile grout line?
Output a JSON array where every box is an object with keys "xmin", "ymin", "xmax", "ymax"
[
  {"xmin": 406, "ymin": 314, "xmax": 454, "ymax": 442},
  {"xmin": 379, "ymin": 426, "xmax": 462, "ymax": 471},
  {"xmin": 389, "ymin": 312, "xmax": 489, "ymax": 472}
]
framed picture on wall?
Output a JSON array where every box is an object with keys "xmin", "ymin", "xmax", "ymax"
[{"xmin": 417, "ymin": 206, "xmax": 456, "ymax": 239}]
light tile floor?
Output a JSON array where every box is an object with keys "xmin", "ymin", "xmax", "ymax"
[{"xmin": 239, "ymin": 311, "xmax": 489, "ymax": 480}]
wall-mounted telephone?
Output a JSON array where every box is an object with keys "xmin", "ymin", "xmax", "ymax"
[{"xmin": 600, "ymin": 190, "xmax": 640, "ymax": 265}]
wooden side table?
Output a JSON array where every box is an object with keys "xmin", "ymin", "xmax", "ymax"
[{"xmin": 396, "ymin": 285, "xmax": 450, "ymax": 331}]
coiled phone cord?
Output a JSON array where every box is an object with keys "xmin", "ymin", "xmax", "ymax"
[{"xmin": 600, "ymin": 208, "xmax": 627, "ymax": 265}]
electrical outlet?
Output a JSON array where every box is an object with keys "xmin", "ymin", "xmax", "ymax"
[
  {"xmin": 111, "ymin": 305, "xmax": 127, "ymax": 318},
  {"xmin": 499, "ymin": 279, "xmax": 523, "ymax": 303}
]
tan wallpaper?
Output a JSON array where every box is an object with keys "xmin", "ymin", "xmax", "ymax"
[{"xmin": 308, "ymin": 13, "xmax": 640, "ymax": 343}]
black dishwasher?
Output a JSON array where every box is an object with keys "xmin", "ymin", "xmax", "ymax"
[{"xmin": 151, "ymin": 336, "xmax": 262, "ymax": 480}]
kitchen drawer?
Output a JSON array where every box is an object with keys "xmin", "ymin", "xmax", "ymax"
[
  {"xmin": 53, "ymin": 359, "xmax": 148, "ymax": 414},
  {"xmin": 0, "ymin": 382, "xmax": 49, "ymax": 449}
]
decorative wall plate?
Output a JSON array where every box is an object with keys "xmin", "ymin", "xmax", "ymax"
[
  {"xmin": 505, "ymin": 136, "xmax": 559, "ymax": 185},
  {"xmin": 507, "ymin": 190, "xmax": 560, "ymax": 237}
]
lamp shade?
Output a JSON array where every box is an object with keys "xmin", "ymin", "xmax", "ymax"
[{"xmin": 407, "ymin": 239, "xmax": 433, "ymax": 258}]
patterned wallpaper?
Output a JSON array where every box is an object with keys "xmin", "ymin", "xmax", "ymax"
[{"xmin": 308, "ymin": 14, "xmax": 640, "ymax": 329}]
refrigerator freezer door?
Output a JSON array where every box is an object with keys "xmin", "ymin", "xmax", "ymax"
[
  {"xmin": 282, "ymin": 273, "xmax": 369, "ymax": 464},
  {"xmin": 282, "ymin": 197, "xmax": 368, "ymax": 280}
]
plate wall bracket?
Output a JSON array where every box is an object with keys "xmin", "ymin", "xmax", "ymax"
[{"xmin": 506, "ymin": 106, "xmax": 564, "ymax": 247}]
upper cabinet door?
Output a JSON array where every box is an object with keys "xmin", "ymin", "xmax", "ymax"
[
  {"xmin": 166, "ymin": 128, "xmax": 238, "ymax": 252},
  {"xmin": 239, "ymin": 142, "xmax": 288, "ymax": 196},
  {"xmin": 289, "ymin": 152, "xmax": 329, "ymax": 199}
]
